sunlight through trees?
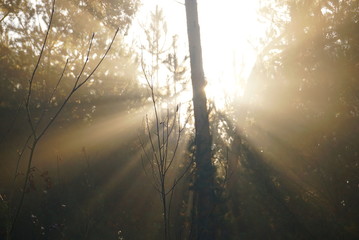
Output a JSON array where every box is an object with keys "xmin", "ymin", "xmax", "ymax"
[{"xmin": 1, "ymin": 0, "xmax": 358, "ymax": 239}]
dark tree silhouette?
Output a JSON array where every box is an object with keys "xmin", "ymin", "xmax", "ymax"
[{"xmin": 185, "ymin": 1, "xmax": 215, "ymax": 239}]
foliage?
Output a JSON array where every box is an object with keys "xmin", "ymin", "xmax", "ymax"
[
  {"xmin": 231, "ymin": 0, "xmax": 359, "ymax": 238},
  {"xmin": 1, "ymin": 0, "xmax": 358, "ymax": 239},
  {"xmin": 0, "ymin": 0, "xmax": 140, "ymax": 110}
]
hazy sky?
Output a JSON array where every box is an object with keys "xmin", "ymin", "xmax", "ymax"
[{"xmin": 127, "ymin": 0, "xmax": 267, "ymax": 106}]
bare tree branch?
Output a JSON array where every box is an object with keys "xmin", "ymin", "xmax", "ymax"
[{"xmin": 9, "ymin": 1, "xmax": 120, "ymax": 235}]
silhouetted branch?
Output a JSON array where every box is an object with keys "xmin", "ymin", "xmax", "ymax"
[
  {"xmin": 10, "ymin": 0, "xmax": 56, "ymax": 233},
  {"xmin": 141, "ymin": 56, "xmax": 191, "ymax": 240},
  {"xmin": 0, "ymin": 10, "xmax": 10, "ymax": 23},
  {"xmin": 74, "ymin": 33, "xmax": 94, "ymax": 88},
  {"xmin": 10, "ymin": 0, "xmax": 120, "ymax": 234},
  {"xmin": 34, "ymin": 58, "xmax": 69, "ymax": 130}
]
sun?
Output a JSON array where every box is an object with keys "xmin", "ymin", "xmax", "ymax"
[
  {"xmin": 197, "ymin": 0, "xmax": 266, "ymax": 109},
  {"xmin": 205, "ymin": 78, "xmax": 245, "ymax": 110},
  {"xmin": 130, "ymin": 0, "xmax": 267, "ymax": 110}
]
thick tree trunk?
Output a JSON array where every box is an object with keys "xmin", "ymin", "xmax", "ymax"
[{"xmin": 185, "ymin": 1, "xmax": 215, "ymax": 239}]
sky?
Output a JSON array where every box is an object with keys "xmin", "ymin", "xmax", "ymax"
[{"xmin": 127, "ymin": 0, "xmax": 267, "ymax": 108}]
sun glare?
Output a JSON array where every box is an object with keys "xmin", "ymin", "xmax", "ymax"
[
  {"xmin": 205, "ymin": 79, "xmax": 245, "ymax": 109},
  {"xmin": 130, "ymin": 0, "xmax": 267, "ymax": 110},
  {"xmin": 197, "ymin": 0, "xmax": 266, "ymax": 109}
]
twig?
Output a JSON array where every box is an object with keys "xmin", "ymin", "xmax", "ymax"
[
  {"xmin": 10, "ymin": 0, "xmax": 120, "ymax": 234},
  {"xmin": 10, "ymin": 1, "xmax": 56, "ymax": 233},
  {"xmin": 0, "ymin": 10, "xmax": 10, "ymax": 23}
]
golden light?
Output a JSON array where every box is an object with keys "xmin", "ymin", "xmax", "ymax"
[
  {"xmin": 197, "ymin": 0, "xmax": 267, "ymax": 109},
  {"xmin": 131, "ymin": 0, "xmax": 267, "ymax": 110}
]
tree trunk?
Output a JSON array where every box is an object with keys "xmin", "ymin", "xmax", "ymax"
[{"xmin": 184, "ymin": 1, "xmax": 215, "ymax": 239}]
